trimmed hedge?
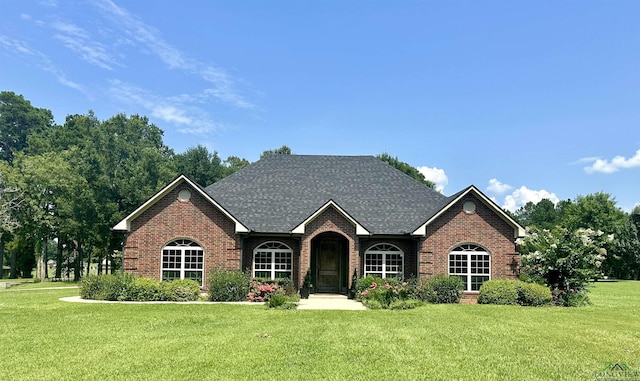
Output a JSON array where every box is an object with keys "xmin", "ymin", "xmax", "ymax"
[
  {"xmin": 478, "ymin": 279, "xmax": 552, "ymax": 306},
  {"xmin": 477, "ymin": 279, "xmax": 518, "ymax": 305},
  {"xmin": 79, "ymin": 273, "xmax": 200, "ymax": 302},
  {"xmin": 517, "ymin": 282, "xmax": 552, "ymax": 306}
]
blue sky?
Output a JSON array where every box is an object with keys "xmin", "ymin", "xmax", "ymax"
[{"xmin": 1, "ymin": 1, "xmax": 639, "ymax": 212}]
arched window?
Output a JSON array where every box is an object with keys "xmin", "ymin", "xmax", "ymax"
[
  {"xmin": 162, "ymin": 239, "xmax": 204, "ymax": 286},
  {"xmin": 253, "ymin": 242, "xmax": 293, "ymax": 279},
  {"xmin": 449, "ymin": 244, "xmax": 490, "ymax": 291},
  {"xmin": 364, "ymin": 243, "xmax": 404, "ymax": 278}
]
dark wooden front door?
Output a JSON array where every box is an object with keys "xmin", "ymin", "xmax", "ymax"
[{"xmin": 316, "ymin": 241, "xmax": 340, "ymax": 293}]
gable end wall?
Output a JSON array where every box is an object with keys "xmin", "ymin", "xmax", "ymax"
[
  {"xmin": 420, "ymin": 194, "xmax": 519, "ymax": 281},
  {"xmin": 123, "ymin": 184, "xmax": 241, "ymax": 286}
]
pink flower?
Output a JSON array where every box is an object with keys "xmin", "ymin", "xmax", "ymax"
[
  {"xmin": 385, "ymin": 283, "xmax": 391, "ymax": 289},
  {"xmin": 370, "ymin": 282, "xmax": 377, "ymax": 289}
]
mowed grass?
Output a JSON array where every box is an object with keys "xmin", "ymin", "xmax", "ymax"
[{"xmin": 1, "ymin": 282, "xmax": 639, "ymax": 380}]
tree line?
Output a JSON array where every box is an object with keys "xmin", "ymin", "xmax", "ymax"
[
  {"xmin": 514, "ymin": 195, "xmax": 640, "ymax": 280},
  {"xmin": 0, "ymin": 91, "xmax": 432, "ymax": 280}
]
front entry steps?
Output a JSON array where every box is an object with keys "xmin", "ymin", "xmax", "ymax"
[{"xmin": 297, "ymin": 293, "xmax": 366, "ymax": 310}]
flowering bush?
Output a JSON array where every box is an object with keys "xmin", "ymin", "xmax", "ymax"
[
  {"xmin": 519, "ymin": 226, "xmax": 612, "ymax": 306},
  {"xmin": 355, "ymin": 275, "xmax": 420, "ymax": 309},
  {"xmin": 248, "ymin": 280, "xmax": 280, "ymax": 302},
  {"xmin": 248, "ymin": 278, "xmax": 298, "ymax": 303}
]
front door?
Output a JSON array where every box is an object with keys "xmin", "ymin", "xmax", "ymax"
[{"xmin": 316, "ymin": 241, "xmax": 340, "ymax": 293}]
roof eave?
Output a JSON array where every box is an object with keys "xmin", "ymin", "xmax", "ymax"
[{"xmin": 112, "ymin": 174, "xmax": 249, "ymax": 234}]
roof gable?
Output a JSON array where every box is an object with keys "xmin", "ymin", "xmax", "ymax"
[
  {"xmin": 411, "ymin": 185, "xmax": 526, "ymax": 238},
  {"xmin": 112, "ymin": 175, "xmax": 249, "ymax": 233},
  {"xmin": 291, "ymin": 200, "xmax": 371, "ymax": 235}
]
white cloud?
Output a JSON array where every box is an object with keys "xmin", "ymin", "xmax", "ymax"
[
  {"xmin": 417, "ymin": 166, "xmax": 448, "ymax": 193},
  {"xmin": 583, "ymin": 149, "xmax": 640, "ymax": 174},
  {"xmin": 486, "ymin": 178, "xmax": 513, "ymax": 194},
  {"xmin": 501, "ymin": 186, "xmax": 559, "ymax": 212},
  {"xmin": 108, "ymin": 80, "xmax": 221, "ymax": 134},
  {"xmin": 151, "ymin": 106, "xmax": 191, "ymax": 125}
]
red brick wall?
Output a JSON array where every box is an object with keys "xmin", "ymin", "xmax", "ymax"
[
  {"xmin": 123, "ymin": 183, "xmax": 241, "ymax": 287},
  {"xmin": 419, "ymin": 194, "xmax": 520, "ymax": 283}
]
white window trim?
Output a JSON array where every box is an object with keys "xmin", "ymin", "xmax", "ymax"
[
  {"xmin": 252, "ymin": 241, "xmax": 293, "ymax": 280},
  {"xmin": 364, "ymin": 243, "xmax": 404, "ymax": 278},
  {"xmin": 161, "ymin": 239, "xmax": 204, "ymax": 286},
  {"xmin": 448, "ymin": 244, "xmax": 490, "ymax": 292}
]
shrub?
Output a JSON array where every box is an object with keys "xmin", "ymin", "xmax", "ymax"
[
  {"xmin": 388, "ymin": 299, "xmax": 422, "ymax": 310},
  {"xmin": 248, "ymin": 279, "xmax": 280, "ymax": 302},
  {"xmin": 266, "ymin": 289, "xmax": 297, "ymax": 309},
  {"xmin": 80, "ymin": 273, "xmax": 201, "ymax": 302},
  {"xmin": 420, "ymin": 275, "xmax": 463, "ymax": 304},
  {"xmin": 362, "ymin": 299, "xmax": 383, "ymax": 310},
  {"xmin": 516, "ymin": 282, "xmax": 552, "ymax": 306},
  {"xmin": 478, "ymin": 280, "xmax": 518, "ymax": 305},
  {"xmin": 79, "ymin": 273, "xmax": 137, "ymax": 301},
  {"xmin": 162, "ymin": 279, "xmax": 200, "ymax": 301},
  {"xmin": 79, "ymin": 274, "xmax": 104, "ymax": 300},
  {"xmin": 356, "ymin": 276, "xmax": 418, "ymax": 309},
  {"xmin": 208, "ymin": 269, "xmax": 250, "ymax": 302},
  {"xmin": 552, "ymin": 287, "xmax": 590, "ymax": 307}
]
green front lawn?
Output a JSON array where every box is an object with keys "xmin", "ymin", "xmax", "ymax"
[{"xmin": 1, "ymin": 281, "xmax": 638, "ymax": 380}]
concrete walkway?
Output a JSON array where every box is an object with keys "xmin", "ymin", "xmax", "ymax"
[
  {"xmin": 297, "ymin": 294, "xmax": 366, "ymax": 310},
  {"xmin": 60, "ymin": 293, "xmax": 367, "ymax": 310}
]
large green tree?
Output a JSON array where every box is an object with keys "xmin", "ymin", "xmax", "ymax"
[
  {"xmin": 28, "ymin": 112, "xmax": 176, "ymax": 277},
  {"xmin": 0, "ymin": 91, "xmax": 54, "ymax": 163},
  {"xmin": 174, "ymin": 145, "xmax": 223, "ymax": 186},
  {"xmin": 0, "ymin": 152, "xmax": 86, "ymax": 278},
  {"xmin": 514, "ymin": 199, "xmax": 560, "ymax": 230},
  {"xmin": 221, "ymin": 156, "xmax": 250, "ymax": 178}
]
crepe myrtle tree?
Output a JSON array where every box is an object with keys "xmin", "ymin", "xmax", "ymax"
[{"xmin": 518, "ymin": 226, "xmax": 612, "ymax": 305}]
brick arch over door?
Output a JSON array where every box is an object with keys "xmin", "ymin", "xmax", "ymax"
[{"xmin": 299, "ymin": 206, "xmax": 359, "ymax": 290}]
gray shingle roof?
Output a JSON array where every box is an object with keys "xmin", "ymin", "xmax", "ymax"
[{"xmin": 204, "ymin": 155, "xmax": 449, "ymax": 235}]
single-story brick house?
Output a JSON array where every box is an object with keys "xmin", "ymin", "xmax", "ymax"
[{"xmin": 113, "ymin": 155, "xmax": 525, "ymax": 296}]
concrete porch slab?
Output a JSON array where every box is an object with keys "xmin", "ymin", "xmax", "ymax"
[{"xmin": 297, "ymin": 294, "xmax": 366, "ymax": 310}]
